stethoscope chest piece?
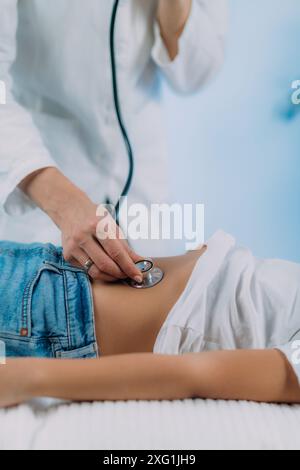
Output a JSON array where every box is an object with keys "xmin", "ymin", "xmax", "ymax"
[{"xmin": 124, "ymin": 260, "xmax": 164, "ymax": 289}]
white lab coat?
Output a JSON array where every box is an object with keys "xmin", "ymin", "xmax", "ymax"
[{"xmin": 0, "ymin": 0, "xmax": 227, "ymax": 254}]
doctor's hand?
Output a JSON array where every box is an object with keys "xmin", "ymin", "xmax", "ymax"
[
  {"xmin": 19, "ymin": 167, "xmax": 144, "ymax": 283},
  {"xmin": 60, "ymin": 199, "xmax": 144, "ymax": 283}
]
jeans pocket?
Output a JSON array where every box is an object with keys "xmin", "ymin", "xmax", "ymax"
[
  {"xmin": 21, "ymin": 262, "xmax": 68, "ymax": 339},
  {"xmin": 55, "ymin": 342, "xmax": 98, "ymax": 359},
  {"xmin": 1, "ymin": 336, "xmax": 56, "ymax": 358}
]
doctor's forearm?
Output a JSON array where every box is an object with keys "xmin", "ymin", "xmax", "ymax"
[
  {"xmin": 157, "ymin": 0, "xmax": 192, "ymax": 60},
  {"xmin": 19, "ymin": 167, "xmax": 90, "ymax": 228}
]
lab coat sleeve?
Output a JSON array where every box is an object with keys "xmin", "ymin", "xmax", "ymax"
[
  {"xmin": 151, "ymin": 0, "xmax": 228, "ymax": 94},
  {"xmin": 0, "ymin": 0, "xmax": 58, "ymax": 217}
]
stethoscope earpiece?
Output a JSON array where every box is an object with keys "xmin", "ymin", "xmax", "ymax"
[{"xmin": 124, "ymin": 259, "xmax": 164, "ymax": 289}]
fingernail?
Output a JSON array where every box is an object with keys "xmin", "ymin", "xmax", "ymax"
[{"xmin": 134, "ymin": 276, "xmax": 143, "ymax": 284}]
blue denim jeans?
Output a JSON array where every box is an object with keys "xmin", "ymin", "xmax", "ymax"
[{"xmin": 0, "ymin": 241, "xmax": 98, "ymax": 359}]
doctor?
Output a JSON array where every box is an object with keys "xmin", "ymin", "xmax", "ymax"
[{"xmin": 0, "ymin": 0, "xmax": 227, "ymax": 282}]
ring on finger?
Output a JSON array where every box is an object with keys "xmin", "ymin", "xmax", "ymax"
[{"xmin": 83, "ymin": 258, "xmax": 94, "ymax": 273}]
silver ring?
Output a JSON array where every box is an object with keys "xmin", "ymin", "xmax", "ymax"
[{"xmin": 83, "ymin": 258, "xmax": 94, "ymax": 273}]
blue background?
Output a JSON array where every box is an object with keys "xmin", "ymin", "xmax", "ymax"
[{"xmin": 163, "ymin": 0, "xmax": 300, "ymax": 261}]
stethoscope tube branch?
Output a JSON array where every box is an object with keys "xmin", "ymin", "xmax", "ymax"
[{"xmin": 110, "ymin": 0, "xmax": 135, "ymax": 225}]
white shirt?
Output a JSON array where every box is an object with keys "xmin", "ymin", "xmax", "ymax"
[
  {"xmin": 0, "ymin": 0, "xmax": 227, "ymax": 252},
  {"xmin": 154, "ymin": 231, "xmax": 300, "ymax": 382}
]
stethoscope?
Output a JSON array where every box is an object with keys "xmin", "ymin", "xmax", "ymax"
[
  {"xmin": 124, "ymin": 259, "xmax": 164, "ymax": 289},
  {"xmin": 110, "ymin": 0, "xmax": 164, "ymax": 289}
]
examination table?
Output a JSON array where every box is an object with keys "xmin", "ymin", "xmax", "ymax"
[{"xmin": 1, "ymin": 398, "xmax": 300, "ymax": 450}]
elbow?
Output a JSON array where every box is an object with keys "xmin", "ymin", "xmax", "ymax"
[
  {"xmin": 170, "ymin": 43, "xmax": 226, "ymax": 96},
  {"xmin": 191, "ymin": 42, "xmax": 226, "ymax": 93},
  {"xmin": 184, "ymin": 352, "xmax": 219, "ymax": 399},
  {"xmin": 201, "ymin": 43, "xmax": 226, "ymax": 87}
]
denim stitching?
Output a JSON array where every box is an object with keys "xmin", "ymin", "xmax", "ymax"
[
  {"xmin": 21, "ymin": 276, "xmax": 36, "ymax": 336},
  {"xmin": 0, "ymin": 245, "xmax": 60, "ymax": 257},
  {"xmin": 86, "ymin": 277, "xmax": 99, "ymax": 357},
  {"xmin": 62, "ymin": 270, "xmax": 72, "ymax": 349},
  {"xmin": 21, "ymin": 263, "xmax": 63, "ymax": 337},
  {"xmin": 46, "ymin": 258, "xmax": 87, "ymax": 275},
  {"xmin": 50, "ymin": 338, "xmax": 64, "ymax": 357},
  {"xmin": 21, "ymin": 267, "xmax": 46, "ymax": 337},
  {"xmin": 0, "ymin": 332, "xmax": 66, "ymax": 343}
]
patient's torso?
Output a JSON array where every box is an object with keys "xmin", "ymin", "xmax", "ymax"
[
  {"xmin": 92, "ymin": 231, "xmax": 300, "ymax": 357},
  {"xmin": 91, "ymin": 247, "xmax": 207, "ymax": 356}
]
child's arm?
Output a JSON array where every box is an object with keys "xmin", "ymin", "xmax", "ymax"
[{"xmin": 1, "ymin": 350, "xmax": 299, "ymax": 408}]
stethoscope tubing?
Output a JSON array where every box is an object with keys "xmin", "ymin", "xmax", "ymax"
[{"xmin": 110, "ymin": 0, "xmax": 135, "ymax": 224}]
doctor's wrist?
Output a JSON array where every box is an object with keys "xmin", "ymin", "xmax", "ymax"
[
  {"xmin": 44, "ymin": 181, "xmax": 92, "ymax": 230},
  {"xmin": 19, "ymin": 167, "xmax": 90, "ymax": 228}
]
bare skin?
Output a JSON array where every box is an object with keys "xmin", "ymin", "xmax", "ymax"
[
  {"xmin": 0, "ymin": 245, "xmax": 300, "ymax": 408},
  {"xmin": 19, "ymin": 168, "xmax": 143, "ymax": 284},
  {"xmin": 157, "ymin": 0, "xmax": 193, "ymax": 59},
  {"xmin": 92, "ymin": 246, "xmax": 207, "ymax": 355},
  {"xmin": 1, "ymin": 350, "xmax": 299, "ymax": 409}
]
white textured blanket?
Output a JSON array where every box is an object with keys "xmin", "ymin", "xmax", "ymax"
[{"xmin": 1, "ymin": 399, "xmax": 300, "ymax": 450}]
